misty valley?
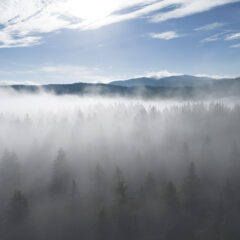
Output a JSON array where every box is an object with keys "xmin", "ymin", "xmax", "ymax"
[
  {"xmin": 0, "ymin": 90, "xmax": 240, "ymax": 240},
  {"xmin": 1, "ymin": 0, "xmax": 240, "ymax": 239}
]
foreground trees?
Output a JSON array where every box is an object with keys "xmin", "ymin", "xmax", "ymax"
[
  {"xmin": 0, "ymin": 147, "xmax": 240, "ymax": 240},
  {"xmin": 1, "ymin": 190, "xmax": 32, "ymax": 240}
]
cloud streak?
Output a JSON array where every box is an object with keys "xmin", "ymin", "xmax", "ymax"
[
  {"xmin": 225, "ymin": 32, "xmax": 240, "ymax": 40},
  {"xmin": 200, "ymin": 30, "xmax": 233, "ymax": 43},
  {"xmin": 0, "ymin": 0, "xmax": 239, "ymax": 48},
  {"xmin": 230, "ymin": 43, "xmax": 240, "ymax": 48},
  {"xmin": 194, "ymin": 22, "xmax": 224, "ymax": 31},
  {"xmin": 150, "ymin": 31, "xmax": 180, "ymax": 40},
  {"xmin": 201, "ymin": 33, "xmax": 222, "ymax": 43}
]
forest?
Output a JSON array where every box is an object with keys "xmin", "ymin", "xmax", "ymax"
[{"xmin": 0, "ymin": 90, "xmax": 240, "ymax": 240}]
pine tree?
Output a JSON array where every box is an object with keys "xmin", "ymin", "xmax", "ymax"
[
  {"xmin": 163, "ymin": 182, "xmax": 181, "ymax": 240},
  {"xmin": 0, "ymin": 150, "xmax": 21, "ymax": 200},
  {"xmin": 7, "ymin": 190, "xmax": 29, "ymax": 225},
  {"xmin": 3, "ymin": 190, "xmax": 31, "ymax": 240},
  {"xmin": 50, "ymin": 148, "xmax": 71, "ymax": 198},
  {"xmin": 115, "ymin": 180, "xmax": 128, "ymax": 205},
  {"xmin": 182, "ymin": 162, "xmax": 201, "ymax": 215}
]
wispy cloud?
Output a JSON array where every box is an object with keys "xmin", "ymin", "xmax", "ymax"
[
  {"xmin": 143, "ymin": 70, "xmax": 183, "ymax": 78},
  {"xmin": 230, "ymin": 43, "xmax": 240, "ymax": 48},
  {"xmin": 0, "ymin": 0, "xmax": 239, "ymax": 48},
  {"xmin": 225, "ymin": 32, "xmax": 240, "ymax": 40},
  {"xmin": 201, "ymin": 33, "xmax": 222, "ymax": 43},
  {"xmin": 145, "ymin": 71, "xmax": 234, "ymax": 79},
  {"xmin": 123, "ymin": 70, "xmax": 234, "ymax": 80},
  {"xmin": 200, "ymin": 30, "xmax": 233, "ymax": 43},
  {"xmin": 195, "ymin": 73, "xmax": 234, "ymax": 79},
  {"xmin": 194, "ymin": 22, "xmax": 224, "ymax": 31},
  {"xmin": 150, "ymin": 31, "xmax": 180, "ymax": 40},
  {"xmin": 150, "ymin": 0, "xmax": 239, "ymax": 23}
]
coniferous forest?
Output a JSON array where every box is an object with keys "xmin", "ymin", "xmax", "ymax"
[{"xmin": 0, "ymin": 92, "xmax": 240, "ymax": 240}]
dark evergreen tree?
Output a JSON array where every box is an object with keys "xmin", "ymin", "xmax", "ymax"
[
  {"xmin": 93, "ymin": 163, "xmax": 106, "ymax": 207},
  {"xmin": 162, "ymin": 181, "xmax": 181, "ymax": 240},
  {"xmin": 164, "ymin": 181, "xmax": 178, "ymax": 210},
  {"xmin": 182, "ymin": 162, "xmax": 201, "ymax": 215},
  {"xmin": 0, "ymin": 150, "xmax": 21, "ymax": 201},
  {"xmin": 3, "ymin": 190, "xmax": 31, "ymax": 240},
  {"xmin": 7, "ymin": 190, "xmax": 29, "ymax": 225},
  {"xmin": 50, "ymin": 148, "xmax": 71, "ymax": 198},
  {"xmin": 115, "ymin": 179, "xmax": 128, "ymax": 205},
  {"xmin": 114, "ymin": 167, "xmax": 124, "ymax": 184}
]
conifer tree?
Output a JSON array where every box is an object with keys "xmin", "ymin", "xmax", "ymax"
[
  {"xmin": 182, "ymin": 162, "xmax": 200, "ymax": 215},
  {"xmin": 50, "ymin": 148, "xmax": 71, "ymax": 198}
]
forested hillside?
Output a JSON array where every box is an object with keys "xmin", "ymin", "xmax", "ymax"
[{"xmin": 0, "ymin": 94, "xmax": 240, "ymax": 240}]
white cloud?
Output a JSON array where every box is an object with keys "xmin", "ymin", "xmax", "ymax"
[
  {"xmin": 150, "ymin": 31, "xmax": 180, "ymax": 40},
  {"xmin": 145, "ymin": 71, "xmax": 234, "ymax": 79},
  {"xmin": 225, "ymin": 32, "xmax": 240, "ymax": 40},
  {"xmin": 200, "ymin": 30, "xmax": 232, "ymax": 43},
  {"xmin": 120, "ymin": 70, "xmax": 235, "ymax": 80},
  {"xmin": 150, "ymin": 0, "xmax": 239, "ymax": 23},
  {"xmin": 230, "ymin": 43, "xmax": 240, "ymax": 48},
  {"xmin": 0, "ymin": 0, "xmax": 239, "ymax": 48},
  {"xmin": 144, "ymin": 70, "xmax": 182, "ymax": 78},
  {"xmin": 201, "ymin": 34, "xmax": 221, "ymax": 43},
  {"xmin": 194, "ymin": 22, "xmax": 224, "ymax": 31},
  {"xmin": 195, "ymin": 73, "xmax": 234, "ymax": 79}
]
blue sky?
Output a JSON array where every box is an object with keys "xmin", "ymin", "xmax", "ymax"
[{"xmin": 0, "ymin": 0, "xmax": 240, "ymax": 84}]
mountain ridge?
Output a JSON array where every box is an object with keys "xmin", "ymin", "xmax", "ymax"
[
  {"xmin": 1, "ymin": 75, "xmax": 240, "ymax": 99},
  {"xmin": 109, "ymin": 75, "xmax": 231, "ymax": 88}
]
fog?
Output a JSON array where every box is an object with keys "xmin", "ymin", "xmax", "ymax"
[{"xmin": 1, "ymin": 89, "xmax": 240, "ymax": 240}]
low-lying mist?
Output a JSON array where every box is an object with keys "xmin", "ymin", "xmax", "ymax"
[{"xmin": 1, "ymin": 89, "xmax": 240, "ymax": 240}]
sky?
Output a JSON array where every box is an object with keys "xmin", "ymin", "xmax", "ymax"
[{"xmin": 0, "ymin": 0, "xmax": 240, "ymax": 84}]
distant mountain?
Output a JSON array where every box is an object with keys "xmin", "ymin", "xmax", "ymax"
[
  {"xmin": 5, "ymin": 82, "xmax": 132, "ymax": 96},
  {"xmin": 1, "ymin": 75, "xmax": 240, "ymax": 99},
  {"xmin": 109, "ymin": 75, "xmax": 217, "ymax": 87}
]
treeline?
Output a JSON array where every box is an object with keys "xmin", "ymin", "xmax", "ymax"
[{"xmin": 0, "ymin": 145, "xmax": 240, "ymax": 240}]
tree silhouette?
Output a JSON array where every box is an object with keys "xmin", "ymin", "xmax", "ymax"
[
  {"xmin": 182, "ymin": 162, "xmax": 201, "ymax": 215},
  {"xmin": 3, "ymin": 190, "xmax": 31, "ymax": 240},
  {"xmin": 115, "ymin": 180, "xmax": 128, "ymax": 205},
  {"xmin": 0, "ymin": 150, "xmax": 21, "ymax": 200},
  {"xmin": 50, "ymin": 149, "xmax": 71, "ymax": 198},
  {"xmin": 7, "ymin": 190, "xmax": 29, "ymax": 225}
]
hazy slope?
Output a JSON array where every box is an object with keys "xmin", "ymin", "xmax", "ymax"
[
  {"xmin": 109, "ymin": 75, "xmax": 216, "ymax": 87},
  {"xmin": 1, "ymin": 76, "xmax": 240, "ymax": 99}
]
